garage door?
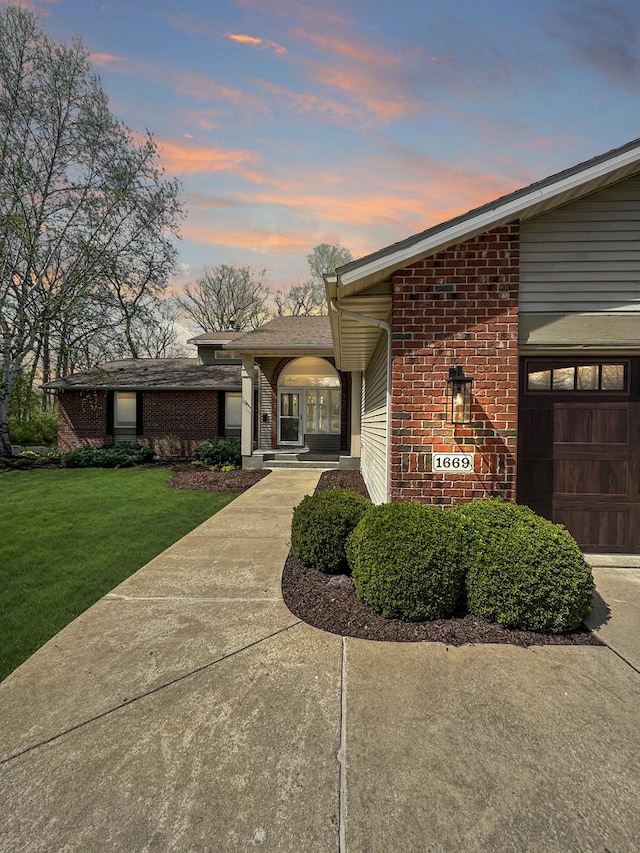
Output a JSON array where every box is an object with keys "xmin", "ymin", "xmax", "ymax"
[{"xmin": 518, "ymin": 359, "xmax": 639, "ymax": 554}]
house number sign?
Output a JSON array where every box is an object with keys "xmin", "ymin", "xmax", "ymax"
[{"xmin": 432, "ymin": 452, "xmax": 475, "ymax": 473}]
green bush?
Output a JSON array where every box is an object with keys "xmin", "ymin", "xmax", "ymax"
[
  {"xmin": 193, "ymin": 437, "xmax": 241, "ymax": 469},
  {"xmin": 347, "ymin": 502, "xmax": 466, "ymax": 620},
  {"xmin": 9, "ymin": 410, "xmax": 58, "ymax": 445},
  {"xmin": 459, "ymin": 499, "xmax": 594, "ymax": 633},
  {"xmin": 291, "ymin": 489, "xmax": 370, "ymax": 574},
  {"xmin": 62, "ymin": 443, "xmax": 155, "ymax": 469}
]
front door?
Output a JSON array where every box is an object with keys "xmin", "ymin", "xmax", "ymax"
[{"xmin": 278, "ymin": 391, "xmax": 302, "ymax": 445}]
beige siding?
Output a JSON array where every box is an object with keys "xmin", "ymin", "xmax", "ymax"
[
  {"xmin": 361, "ymin": 332, "xmax": 388, "ymax": 504},
  {"xmin": 257, "ymin": 367, "xmax": 272, "ymax": 449},
  {"xmin": 520, "ymin": 176, "xmax": 640, "ymax": 314}
]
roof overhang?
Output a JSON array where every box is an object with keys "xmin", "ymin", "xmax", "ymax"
[
  {"xmin": 335, "ymin": 139, "xmax": 640, "ymax": 298},
  {"xmin": 231, "ymin": 344, "xmax": 334, "ymax": 359},
  {"xmin": 49, "ymin": 382, "xmax": 241, "ymax": 391},
  {"xmin": 326, "ymin": 277, "xmax": 392, "ymax": 371},
  {"xmin": 325, "ymin": 138, "xmax": 640, "ymax": 370}
]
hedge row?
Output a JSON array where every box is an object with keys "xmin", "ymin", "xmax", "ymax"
[{"xmin": 291, "ymin": 493, "xmax": 594, "ymax": 634}]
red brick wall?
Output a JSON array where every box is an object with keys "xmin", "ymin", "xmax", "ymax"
[
  {"xmin": 390, "ymin": 223, "xmax": 519, "ymax": 504},
  {"xmin": 142, "ymin": 391, "xmax": 220, "ymax": 456},
  {"xmin": 57, "ymin": 389, "xmax": 221, "ymax": 456},
  {"xmin": 58, "ymin": 390, "xmax": 108, "ymax": 451}
]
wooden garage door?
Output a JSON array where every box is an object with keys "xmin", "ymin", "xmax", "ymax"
[{"xmin": 518, "ymin": 359, "xmax": 640, "ymax": 553}]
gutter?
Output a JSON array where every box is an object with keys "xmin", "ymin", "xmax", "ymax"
[{"xmin": 330, "ymin": 298, "xmax": 392, "ymax": 503}]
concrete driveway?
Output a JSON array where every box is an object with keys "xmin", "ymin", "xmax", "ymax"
[{"xmin": 1, "ymin": 470, "xmax": 639, "ymax": 852}]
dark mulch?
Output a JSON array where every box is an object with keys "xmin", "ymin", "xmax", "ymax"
[
  {"xmin": 281, "ymin": 469, "xmax": 602, "ymax": 647},
  {"xmin": 168, "ymin": 465, "xmax": 271, "ymax": 493}
]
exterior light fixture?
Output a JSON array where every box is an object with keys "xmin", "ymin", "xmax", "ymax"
[{"xmin": 447, "ymin": 365, "xmax": 473, "ymax": 424}]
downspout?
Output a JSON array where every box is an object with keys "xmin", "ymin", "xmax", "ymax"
[{"xmin": 330, "ymin": 298, "xmax": 393, "ymax": 502}]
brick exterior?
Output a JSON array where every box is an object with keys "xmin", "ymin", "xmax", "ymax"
[
  {"xmin": 58, "ymin": 390, "xmax": 108, "ymax": 452},
  {"xmin": 57, "ymin": 389, "xmax": 222, "ymax": 457},
  {"xmin": 390, "ymin": 223, "xmax": 520, "ymax": 503},
  {"xmin": 269, "ymin": 357, "xmax": 351, "ymax": 451}
]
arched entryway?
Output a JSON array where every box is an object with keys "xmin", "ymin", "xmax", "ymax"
[{"xmin": 277, "ymin": 357, "xmax": 341, "ymax": 449}]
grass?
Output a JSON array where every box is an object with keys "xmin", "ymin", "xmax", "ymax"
[{"xmin": 0, "ymin": 467, "xmax": 238, "ymax": 681}]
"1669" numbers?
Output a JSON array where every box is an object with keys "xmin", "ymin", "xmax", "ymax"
[{"xmin": 432, "ymin": 453, "xmax": 474, "ymax": 473}]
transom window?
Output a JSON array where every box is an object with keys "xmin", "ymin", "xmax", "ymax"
[{"xmin": 526, "ymin": 362, "xmax": 627, "ymax": 392}]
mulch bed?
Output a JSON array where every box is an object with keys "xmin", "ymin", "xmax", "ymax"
[
  {"xmin": 281, "ymin": 470, "xmax": 602, "ymax": 647},
  {"xmin": 167, "ymin": 465, "xmax": 271, "ymax": 493}
]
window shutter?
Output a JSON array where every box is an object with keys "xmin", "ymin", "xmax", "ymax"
[
  {"xmin": 106, "ymin": 391, "xmax": 114, "ymax": 434},
  {"xmin": 136, "ymin": 392, "xmax": 144, "ymax": 435}
]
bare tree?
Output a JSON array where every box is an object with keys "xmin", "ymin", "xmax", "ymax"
[
  {"xmin": 0, "ymin": 6, "xmax": 182, "ymax": 455},
  {"xmin": 274, "ymin": 243, "xmax": 353, "ymax": 316},
  {"xmin": 178, "ymin": 264, "xmax": 270, "ymax": 332}
]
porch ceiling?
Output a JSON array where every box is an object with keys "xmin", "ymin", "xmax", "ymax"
[{"xmin": 327, "ymin": 284, "xmax": 392, "ymax": 371}]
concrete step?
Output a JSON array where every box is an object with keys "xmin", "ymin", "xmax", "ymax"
[{"xmin": 265, "ymin": 459, "xmax": 341, "ymax": 469}]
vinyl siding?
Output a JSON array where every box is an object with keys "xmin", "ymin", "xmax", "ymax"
[
  {"xmin": 361, "ymin": 332, "xmax": 388, "ymax": 504},
  {"xmin": 520, "ymin": 175, "xmax": 640, "ymax": 314},
  {"xmin": 257, "ymin": 367, "xmax": 272, "ymax": 449}
]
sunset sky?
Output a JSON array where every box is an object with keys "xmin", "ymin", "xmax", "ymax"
[{"xmin": 7, "ymin": 0, "xmax": 640, "ymax": 292}]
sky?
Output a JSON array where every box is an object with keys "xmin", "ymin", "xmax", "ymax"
[{"xmin": 4, "ymin": 0, "xmax": 640, "ymax": 295}]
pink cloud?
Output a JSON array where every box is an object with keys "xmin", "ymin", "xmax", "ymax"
[
  {"xmin": 182, "ymin": 220, "xmax": 311, "ymax": 254},
  {"xmin": 156, "ymin": 139, "xmax": 265, "ymax": 181},
  {"xmin": 91, "ymin": 53, "xmax": 267, "ymax": 114},
  {"xmin": 227, "ymin": 32, "xmax": 287, "ymax": 54}
]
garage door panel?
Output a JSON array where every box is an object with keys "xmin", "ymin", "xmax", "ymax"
[
  {"xmin": 554, "ymin": 458, "xmax": 629, "ymax": 497},
  {"xmin": 554, "ymin": 507, "xmax": 635, "ymax": 553},
  {"xmin": 554, "ymin": 404, "xmax": 630, "ymax": 445}
]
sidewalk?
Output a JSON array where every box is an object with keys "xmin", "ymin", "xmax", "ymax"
[{"xmin": 1, "ymin": 470, "xmax": 639, "ymax": 852}]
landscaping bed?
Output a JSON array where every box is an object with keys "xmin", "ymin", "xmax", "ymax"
[
  {"xmin": 168, "ymin": 466, "xmax": 270, "ymax": 493},
  {"xmin": 281, "ymin": 470, "xmax": 601, "ymax": 647}
]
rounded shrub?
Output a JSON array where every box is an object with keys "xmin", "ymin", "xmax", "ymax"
[
  {"xmin": 347, "ymin": 502, "xmax": 466, "ymax": 621},
  {"xmin": 459, "ymin": 499, "xmax": 594, "ymax": 633},
  {"xmin": 291, "ymin": 489, "xmax": 370, "ymax": 574},
  {"xmin": 193, "ymin": 437, "xmax": 241, "ymax": 469},
  {"xmin": 62, "ymin": 443, "xmax": 154, "ymax": 468}
]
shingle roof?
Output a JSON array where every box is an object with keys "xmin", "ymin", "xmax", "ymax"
[
  {"xmin": 187, "ymin": 330, "xmax": 246, "ymax": 345},
  {"xmin": 44, "ymin": 359, "xmax": 241, "ymax": 391},
  {"xmin": 230, "ymin": 316, "xmax": 333, "ymax": 349}
]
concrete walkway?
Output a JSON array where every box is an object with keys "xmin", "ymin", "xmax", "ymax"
[{"xmin": 1, "ymin": 470, "xmax": 639, "ymax": 852}]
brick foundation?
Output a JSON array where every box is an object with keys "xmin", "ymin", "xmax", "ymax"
[{"xmin": 390, "ymin": 223, "xmax": 519, "ymax": 503}]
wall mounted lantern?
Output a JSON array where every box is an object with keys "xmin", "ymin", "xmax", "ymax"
[{"xmin": 447, "ymin": 365, "xmax": 473, "ymax": 424}]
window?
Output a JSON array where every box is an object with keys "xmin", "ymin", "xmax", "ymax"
[
  {"xmin": 225, "ymin": 392, "xmax": 242, "ymax": 429},
  {"xmin": 215, "ymin": 350, "xmax": 239, "ymax": 360},
  {"xmin": 115, "ymin": 392, "xmax": 137, "ymax": 427},
  {"xmin": 526, "ymin": 362, "xmax": 626, "ymax": 393},
  {"xmin": 304, "ymin": 389, "xmax": 341, "ymax": 434}
]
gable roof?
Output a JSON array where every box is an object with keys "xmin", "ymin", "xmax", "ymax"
[
  {"xmin": 326, "ymin": 137, "xmax": 640, "ymax": 370},
  {"xmin": 44, "ymin": 359, "xmax": 241, "ymax": 391},
  {"xmin": 333, "ymin": 137, "xmax": 640, "ymax": 297},
  {"xmin": 230, "ymin": 316, "xmax": 333, "ymax": 354}
]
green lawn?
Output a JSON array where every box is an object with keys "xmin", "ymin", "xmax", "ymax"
[{"xmin": 0, "ymin": 467, "xmax": 238, "ymax": 681}]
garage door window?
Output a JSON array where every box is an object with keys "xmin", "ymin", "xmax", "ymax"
[{"xmin": 526, "ymin": 362, "xmax": 626, "ymax": 393}]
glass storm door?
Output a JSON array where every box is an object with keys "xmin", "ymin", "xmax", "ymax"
[{"xmin": 278, "ymin": 391, "xmax": 302, "ymax": 445}]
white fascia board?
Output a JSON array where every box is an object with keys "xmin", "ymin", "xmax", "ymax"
[{"xmin": 338, "ymin": 146, "xmax": 640, "ymax": 290}]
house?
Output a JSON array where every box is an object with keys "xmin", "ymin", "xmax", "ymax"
[
  {"xmin": 321, "ymin": 136, "xmax": 640, "ymax": 554},
  {"xmin": 48, "ymin": 332, "xmax": 244, "ymax": 456},
  {"xmin": 50, "ymin": 137, "xmax": 640, "ymax": 552}
]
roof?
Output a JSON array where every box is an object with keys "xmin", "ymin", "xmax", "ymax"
[
  {"xmin": 187, "ymin": 330, "xmax": 245, "ymax": 345},
  {"xmin": 327, "ymin": 136, "xmax": 640, "ymax": 370},
  {"xmin": 332, "ymin": 137, "xmax": 640, "ymax": 297},
  {"xmin": 230, "ymin": 316, "xmax": 333, "ymax": 354},
  {"xmin": 44, "ymin": 359, "xmax": 241, "ymax": 391}
]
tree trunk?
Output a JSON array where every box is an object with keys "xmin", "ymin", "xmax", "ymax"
[{"xmin": 0, "ymin": 392, "xmax": 12, "ymax": 457}]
